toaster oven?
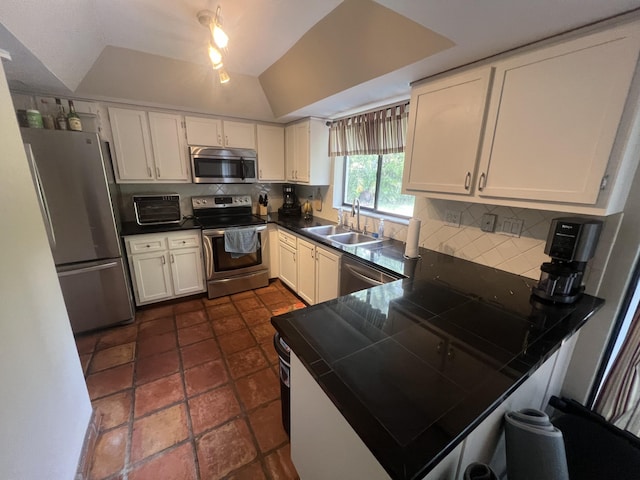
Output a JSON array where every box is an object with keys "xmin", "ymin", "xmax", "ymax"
[{"xmin": 133, "ymin": 194, "xmax": 181, "ymax": 225}]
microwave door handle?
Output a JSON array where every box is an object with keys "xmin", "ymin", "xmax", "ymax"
[
  {"xmin": 240, "ymin": 157, "xmax": 246, "ymax": 180},
  {"xmin": 24, "ymin": 143, "xmax": 56, "ymax": 249}
]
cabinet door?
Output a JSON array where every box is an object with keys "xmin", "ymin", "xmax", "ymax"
[
  {"xmin": 294, "ymin": 122, "xmax": 310, "ymax": 182},
  {"xmin": 130, "ymin": 251, "xmax": 173, "ymax": 304},
  {"xmin": 285, "ymin": 124, "xmax": 297, "ymax": 182},
  {"xmin": 223, "ymin": 120, "xmax": 256, "ymax": 149},
  {"xmin": 403, "ymin": 67, "xmax": 492, "ymax": 195},
  {"xmin": 477, "ymin": 27, "xmax": 640, "ymax": 204},
  {"xmin": 296, "ymin": 238, "xmax": 316, "ymax": 304},
  {"xmin": 169, "ymin": 247, "xmax": 205, "ymax": 296},
  {"xmin": 148, "ymin": 112, "xmax": 190, "ymax": 182},
  {"xmin": 278, "ymin": 241, "xmax": 297, "ymax": 291},
  {"xmin": 185, "ymin": 116, "xmax": 223, "ymax": 146},
  {"xmin": 257, "ymin": 124, "xmax": 285, "ymax": 182},
  {"xmin": 268, "ymin": 225, "xmax": 280, "ymax": 278},
  {"xmin": 316, "ymin": 246, "xmax": 341, "ymax": 304},
  {"xmin": 108, "ymin": 108, "xmax": 154, "ymax": 182}
]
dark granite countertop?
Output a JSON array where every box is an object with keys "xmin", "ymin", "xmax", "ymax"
[
  {"xmin": 271, "ymin": 249, "xmax": 604, "ymax": 480},
  {"xmin": 120, "ymin": 219, "xmax": 200, "ymax": 236}
]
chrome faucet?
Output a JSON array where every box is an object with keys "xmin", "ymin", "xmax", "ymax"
[{"xmin": 351, "ymin": 198, "xmax": 361, "ymax": 232}]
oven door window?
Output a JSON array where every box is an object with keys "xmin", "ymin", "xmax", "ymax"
[
  {"xmin": 194, "ymin": 158, "xmax": 256, "ymax": 180},
  {"xmin": 211, "ymin": 235, "xmax": 262, "ymax": 272}
]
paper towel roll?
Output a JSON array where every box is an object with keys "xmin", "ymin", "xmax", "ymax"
[{"xmin": 404, "ymin": 218, "xmax": 421, "ymax": 258}]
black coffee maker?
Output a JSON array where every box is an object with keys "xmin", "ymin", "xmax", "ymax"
[
  {"xmin": 278, "ymin": 184, "xmax": 301, "ymax": 217},
  {"xmin": 532, "ymin": 217, "xmax": 602, "ymax": 304}
]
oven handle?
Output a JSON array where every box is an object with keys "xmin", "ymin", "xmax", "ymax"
[
  {"xmin": 202, "ymin": 233, "xmax": 214, "ymax": 280},
  {"xmin": 203, "ymin": 225, "xmax": 267, "ymax": 237}
]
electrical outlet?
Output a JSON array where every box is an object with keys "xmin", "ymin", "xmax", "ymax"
[
  {"xmin": 481, "ymin": 214, "xmax": 497, "ymax": 232},
  {"xmin": 499, "ymin": 217, "xmax": 524, "ymax": 237},
  {"xmin": 444, "ymin": 209, "xmax": 461, "ymax": 227}
]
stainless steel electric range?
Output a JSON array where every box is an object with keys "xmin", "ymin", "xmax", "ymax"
[{"xmin": 192, "ymin": 195, "xmax": 268, "ymax": 299}]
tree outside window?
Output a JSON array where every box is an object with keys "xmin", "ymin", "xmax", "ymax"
[{"xmin": 343, "ymin": 153, "xmax": 415, "ymax": 217}]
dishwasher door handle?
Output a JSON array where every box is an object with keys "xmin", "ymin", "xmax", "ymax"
[{"xmin": 344, "ymin": 264, "xmax": 384, "ymax": 286}]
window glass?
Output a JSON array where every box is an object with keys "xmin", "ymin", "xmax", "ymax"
[
  {"xmin": 343, "ymin": 153, "xmax": 415, "ymax": 217},
  {"xmin": 378, "ymin": 154, "xmax": 415, "ymax": 216}
]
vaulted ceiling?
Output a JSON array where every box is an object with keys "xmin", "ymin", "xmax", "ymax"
[{"xmin": 1, "ymin": 0, "xmax": 639, "ymax": 122}]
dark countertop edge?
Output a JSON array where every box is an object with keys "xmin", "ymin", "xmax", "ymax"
[
  {"xmin": 272, "ymin": 294, "xmax": 604, "ymax": 480},
  {"xmin": 119, "ymin": 219, "xmax": 201, "ymax": 236}
]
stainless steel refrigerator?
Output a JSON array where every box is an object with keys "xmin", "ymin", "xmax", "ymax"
[{"xmin": 21, "ymin": 128, "xmax": 134, "ymax": 333}]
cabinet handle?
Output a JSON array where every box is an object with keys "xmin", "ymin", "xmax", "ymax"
[
  {"xmin": 464, "ymin": 172, "xmax": 471, "ymax": 190},
  {"xmin": 218, "ymin": 134, "xmax": 223, "ymax": 146},
  {"xmin": 170, "ymin": 254, "xmax": 175, "ymax": 263},
  {"xmin": 161, "ymin": 255, "xmax": 166, "ymax": 265},
  {"xmin": 447, "ymin": 347, "xmax": 455, "ymax": 360},
  {"xmin": 147, "ymin": 166, "xmax": 152, "ymax": 177},
  {"xmin": 156, "ymin": 166, "xmax": 161, "ymax": 178},
  {"xmin": 225, "ymin": 135, "xmax": 229, "ymax": 146},
  {"xmin": 146, "ymin": 244, "xmax": 150, "ymax": 248},
  {"xmin": 293, "ymin": 253, "xmax": 296, "ymax": 263},
  {"xmin": 259, "ymin": 169, "xmax": 263, "ymax": 179},
  {"xmin": 478, "ymin": 173, "xmax": 487, "ymax": 191},
  {"xmin": 182, "ymin": 240, "xmax": 186, "ymax": 244}
]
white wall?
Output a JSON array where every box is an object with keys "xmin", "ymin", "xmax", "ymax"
[{"xmin": 0, "ymin": 56, "xmax": 92, "ymax": 479}]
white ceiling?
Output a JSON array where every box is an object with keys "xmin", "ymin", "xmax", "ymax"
[{"xmin": 1, "ymin": 0, "xmax": 640, "ymax": 122}]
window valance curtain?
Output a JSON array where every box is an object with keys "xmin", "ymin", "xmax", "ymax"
[{"xmin": 328, "ymin": 103, "xmax": 408, "ymax": 157}]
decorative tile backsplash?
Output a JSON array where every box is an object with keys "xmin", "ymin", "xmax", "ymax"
[{"xmin": 413, "ymin": 198, "xmax": 564, "ymax": 280}]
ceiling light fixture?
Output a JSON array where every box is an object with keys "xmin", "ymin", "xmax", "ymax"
[{"xmin": 197, "ymin": 6, "xmax": 230, "ymax": 83}]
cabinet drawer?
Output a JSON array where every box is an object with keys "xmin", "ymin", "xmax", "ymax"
[
  {"xmin": 278, "ymin": 230, "xmax": 297, "ymax": 249},
  {"xmin": 167, "ymin": 231, "xmax": 201, "ymax": 250},
  {"xmin": 126, "ymin": 235, "xmax": 167, "ymax": 254}
]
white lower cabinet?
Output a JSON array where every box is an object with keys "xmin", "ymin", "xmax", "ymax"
[
  {"xmin": 278, "ymin": 230, "xmax": 298, "ymax": 291},
  {"xmin": 125, "ymin": 230, "xmax": 205, "ymax": 306},
  {"xmin": 315, "ymin": 244, "xmax": 341, "ymax": 304}
]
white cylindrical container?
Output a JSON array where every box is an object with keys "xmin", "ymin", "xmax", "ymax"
[{"xmin": 404, "ymin": 218, "xmax": 421, "ymax": 258}]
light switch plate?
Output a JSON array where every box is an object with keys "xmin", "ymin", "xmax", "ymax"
[
  {"xmin": 499, "ymin": 217, "xmax": 524, "ymax": 237},
  {"xmin": 444, "ymin": 209, "xmax": 461, "ymax": 227},
  {"xmin": 481, "ymin": 214, "xmax": 497, "ymax": 232}
]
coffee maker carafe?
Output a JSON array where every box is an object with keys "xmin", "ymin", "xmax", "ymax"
[
  {"xmin": 532, "ymin": 217, "xmax": 602, "ymax": 304},
  {"xmin": 278, "ymin": 184, "xmax": 301, "ymax": 217}
]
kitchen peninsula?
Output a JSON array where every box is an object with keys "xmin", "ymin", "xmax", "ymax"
[{"xmin": 272, "ymin": 246, "xmax": 603, "ymax": 479}]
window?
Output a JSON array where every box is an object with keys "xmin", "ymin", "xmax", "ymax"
[{"xmin": 342, "ymin": 153, "xmax": 415, "ymax": 217}]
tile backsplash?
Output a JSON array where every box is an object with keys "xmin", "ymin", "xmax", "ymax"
[{"xmin": 413, "ymin": 198, "xmax": 563, "ymax": 279}]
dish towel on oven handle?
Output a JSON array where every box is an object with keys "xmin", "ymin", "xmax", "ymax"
[{"xmin": 224, "ymin": 227, "xmax": 259, "ymax": 258}]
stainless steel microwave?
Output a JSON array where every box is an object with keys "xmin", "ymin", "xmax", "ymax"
[{"xmin": 190, "ymin": 146, "xmax": 257, "ymax": 183}]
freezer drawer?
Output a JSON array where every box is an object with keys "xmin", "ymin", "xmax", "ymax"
[{"xmin": 57, "ymin": 258, "xmax": 134, "ymax": 333}]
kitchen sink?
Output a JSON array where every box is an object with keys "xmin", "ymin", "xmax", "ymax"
[
  {"xmin": 302, "ymin": 224, "xmax": 382, "ymax": 246},
  {"xmin": 303, "ymin": 225, "xmax": 351, "ymax": 236},
  {"xmin": 326, "ymin": 232, "xmax": 382, "ymax": 246}
]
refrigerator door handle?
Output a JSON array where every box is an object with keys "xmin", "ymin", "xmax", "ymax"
[
  {"xmin": 57, "ymin": 261, "xmax": 119, "ymax": 277},
  {"xmin": 24, "ymin": 143, "xmax": 56, "ymax": 249}
]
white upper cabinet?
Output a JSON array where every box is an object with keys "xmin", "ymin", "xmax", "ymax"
[
  {"xmin": 185, "ymin": 116, "xmax": 256, "ymax": 149},
  {"xmin": 403, "ymin": 66, "xmax": 493, "ymax": 195},
  {"xmin": 223, "ymin": 120, "xmax": 256, "ymax": 149},
  {"xmin": 257, "ymin": 124, "xmax": 285, "ymax": 182},
  {"xmin": 285, "ymin": 118, "xmax": 330, "ymax": 185},
  {"xmin": 109, "ymin": 108, "xmax": 154, "ymax": 181},
  {"xmin": 109, "ymin": 108, "xmax": 190, "ymax": 183},
  {"xmin": 477, "ymin": 25, "xmax": 640, "ymax": 206},
  {"xmin": 148, "ymin": 112, "xmax": 190, "ymax": 181},
  {"xmin": 402, "ymin": 21, "xmax": 640, "ymax": 215},
  {"xmin": 185, "ymin": 116, "xmax": 223, "ymax": 146}
]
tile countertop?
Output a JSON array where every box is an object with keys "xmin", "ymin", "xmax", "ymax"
[{"xmin": 271, "ymin": 243, "xmax": 604, "ymax": 480}]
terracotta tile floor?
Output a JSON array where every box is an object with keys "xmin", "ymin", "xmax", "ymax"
[{"xmin": 75, "ymin": 279, "xmax": 305, "ymax": 480}]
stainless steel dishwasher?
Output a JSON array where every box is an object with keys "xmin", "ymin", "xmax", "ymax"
[{"xmin": 340, "ymin": 256, "xmax": 403, "ymax": 295}]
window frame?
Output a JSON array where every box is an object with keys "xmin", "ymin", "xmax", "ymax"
[{"xmin": 341, "ymin": 153, "xmax": 413, "ymax": 220}]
